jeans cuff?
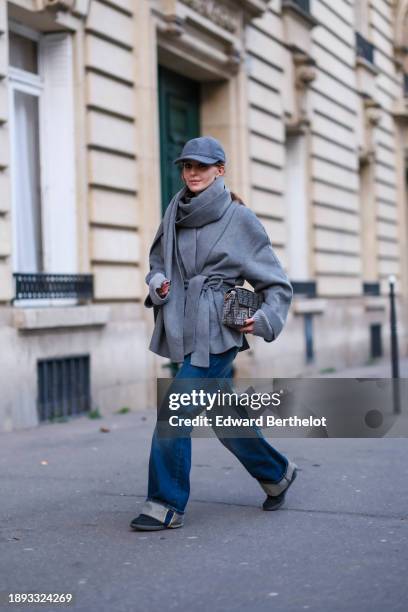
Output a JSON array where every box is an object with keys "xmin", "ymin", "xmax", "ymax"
[
  {"xmin": 258, "ymin": 461, "xmax": 298, "ymax": 496},
  {"xmin": 142, "ymin": 499, "xmax": 185, "ymax": 524}
]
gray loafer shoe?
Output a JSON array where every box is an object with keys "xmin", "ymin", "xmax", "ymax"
[
  {"xmin": 263, "ymin": 467, "xmax": 298, "ymax": 511},
  {"xmin": 130, "ymin": 513, "xmax": 183, "ymax": 531},
  {"xmin": 130, "ymin": 500, "xmax": 184, "ymax": 531}
]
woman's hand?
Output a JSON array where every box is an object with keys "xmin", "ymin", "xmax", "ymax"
[
  {"xmin": 238, "ymin": 317, "xmax": 255, "ymax": 334},
  {"xmin": 157, "ymin": 280, "xmax": 171, "ymax": 298}
]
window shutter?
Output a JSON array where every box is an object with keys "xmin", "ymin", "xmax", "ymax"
[{"xmin": 39, "ymin": 33, "xmax": 77, "ymax": 274}]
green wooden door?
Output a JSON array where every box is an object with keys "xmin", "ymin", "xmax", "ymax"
[{"xmin": 158, "ymin": 66, "xmax": 200, "ymax": 215}]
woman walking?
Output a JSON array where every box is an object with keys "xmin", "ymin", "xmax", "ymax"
[{"xmin": 131, "ymin": 136, "xmax": 297, "ymax": 531}]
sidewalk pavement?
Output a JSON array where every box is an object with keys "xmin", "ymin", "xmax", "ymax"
[
  {"xmin": 316, "ymin": 356, "xmax": 408, "ymax": 378},
  {"xmin": 1, "ymin": 391, "xmax": 407, "ymax": 612}
]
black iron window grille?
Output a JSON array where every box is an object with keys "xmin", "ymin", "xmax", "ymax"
[
  {"xmin": 363, "ymin": 282, "xmax": 380, "ymax": 296},
  {"xmin": 13, "ymin": 273, "xmax": 93, "ymax": 302},
  {"xmin": 37, "ymin": 355, "xmax": 91, "ymax": 421},
  {"xmin": 282, "ymin": 0, "xmax": 310, "ymax": 14},
  {"xmin": 291, "ymin": 280, "xmax": 317, "ymax": 298},
  {"xmin": 356, "ymin": 32, "xmax": 375, "ymax": 65}
]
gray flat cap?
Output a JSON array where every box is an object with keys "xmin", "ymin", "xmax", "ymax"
[{"xmin": 173, "ymin": 136, "xmax": 226, "ymax": 165}]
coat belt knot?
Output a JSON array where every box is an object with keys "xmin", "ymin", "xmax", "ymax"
[{"xmin": 183, "ymin": 274, "xmax": 235, "ymax": 367}]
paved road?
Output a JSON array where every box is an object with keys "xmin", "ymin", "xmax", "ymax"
[{"xmin": 1, "ymin": 405, "xmax": 407, "ymax": 612}]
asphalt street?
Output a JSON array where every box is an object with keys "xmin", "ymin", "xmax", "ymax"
[{"xmin": 1, "ymin": 396, "xmax": 408, "ymax": 612}]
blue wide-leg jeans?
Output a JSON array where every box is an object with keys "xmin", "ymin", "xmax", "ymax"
[{"xmin": 143, "ymin": 346, "xmax": 296, "ymax": 522}]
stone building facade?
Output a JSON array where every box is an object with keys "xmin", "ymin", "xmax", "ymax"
[{"xmin": 0, "ymin": 0, "xmax": 407, "ymax": 431}]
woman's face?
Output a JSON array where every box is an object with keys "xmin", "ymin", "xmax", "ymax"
[{"xmin": 181, "ymin": 161, "xmax": 225, "ymax": 193}]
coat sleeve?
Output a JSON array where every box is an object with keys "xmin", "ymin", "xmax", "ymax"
[
  {"xmin": 239, "ymin": 209, "xmax": 293, "ymax": 343},
  {"xmin": 144, "ymin": 219, "xmax": 171, "ymax": 308}
]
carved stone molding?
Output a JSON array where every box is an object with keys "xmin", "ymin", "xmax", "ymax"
[
  {"xmin": 392, "ymin": 98, "xmax": 408, "ymax": 124},
  {"xmin": 37, "ymin": 0, "xmax": 74, "ymax": 9},
  {"xmin": 293, "ymin": 51, "xmax": 316, "ymax": 89},
  {"xmin": 285, "ymin": 51, "xmax": 316, "ymax": 134},
  {"xmin": 238, "ymin": 0, "xmax": 270, "ymax": 19},
  {"xmin": 35, "ymin": 0, "xmax": 90, "ymax": 19},
  {"xmin": 226, "ymin": 45, "xmax": 242, "ymax": 70},
  {"xmin": 358, "ymin": 147, "xmax": 376, "ymax": 168},
  {"xmin": 160, "ymin": 0, "xmax": 269, "ymax": 38},
  {"xmin": 359, "ymin": 99, "xmax": 382, "ymax": 167},
  {"xmin": 285, "ymin": 116, "xmax": 311, "ymax": 136},
  {"xmin": 156, "ymin": 0, "xmax": 258, "ymax": 79},
  {"xmin": 364, "ymin": 98, "xmax": 382, "ymax": 127},
  {"xmin": 179, "ymin": 0, "xmax": 238, "ymax": 33},
  {"xmin": 394, "ymin": 1, "xmax": 408, "ymax": 71},
  {"xmin": 281, "ymin": 0, "xmax": 318, "ymax": 133},
  {"xmin": 161, "ymin": 14, "xmax": 185, "ymax": 37}
]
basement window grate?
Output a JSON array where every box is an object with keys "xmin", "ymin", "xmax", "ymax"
[{"xmin": 37, "ymin": 355, "xmax": 91, "ymax": 421}]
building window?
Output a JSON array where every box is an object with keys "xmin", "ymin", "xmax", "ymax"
[
  {"xmin": 9, "ymin": 31, "xmax": 39, "ymax": 73},
  {"xmin": 403, "ymin": 74, "xmax": 408, "ymax": 98},
  {"xmin": 8, "ymin": 22, "xmax": 78, "ymax": 299},
  {"xmin": 291, "ymin": 281, "xmax": 316, "ymax": 298},
  {"xmin": 282, "ymin": 0, "xmax": 310, "ymax": 14},
  {"xmin": 370, "ymin": 324, "xmax": 383, "ymax": 359},
  {"xmin": 9, "ymin": 26, "xmax": 43, "ymax": 274},
  {"xmin": 354, "ymin": 0, "xmax": 375, "ymax": 65},
  {"xmin": 304, "ymin": 313, "xmax": 314, "ymax": 363},
  {"xmin": 355, "ymin": 32, "xmax": 375, "ymax": 65},
  {"xmin": 363, "ymin": 282, "xmax": 380, "ymax": 296}
]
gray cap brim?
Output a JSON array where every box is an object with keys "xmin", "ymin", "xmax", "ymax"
[{"xmin": 173, "ymin": 154, "xmax": 219, "ymax": 165}]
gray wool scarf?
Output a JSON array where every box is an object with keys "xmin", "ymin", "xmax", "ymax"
[{"xmin": 159, "ymin": 176, "xmax": 234, "ymax": 365}]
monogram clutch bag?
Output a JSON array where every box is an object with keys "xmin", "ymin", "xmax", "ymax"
[{"xmin": 222, "ymin": 287, "xmax": 262, "ymax": 330}]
